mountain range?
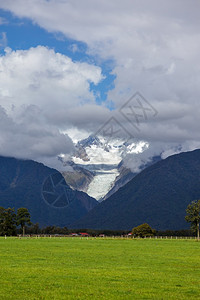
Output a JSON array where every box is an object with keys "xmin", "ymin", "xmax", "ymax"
[
  {"xmin": 72, "ymin": 149, "xmax": 200, "ymax": 230},
  {"xmin": 1, "ymin": 149, "xmax": 200, "ymax": 231}
]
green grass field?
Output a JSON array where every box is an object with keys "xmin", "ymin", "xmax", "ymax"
[{"xmin": 0, "ymin": 237, "xmax": 200, "ymax": 299}]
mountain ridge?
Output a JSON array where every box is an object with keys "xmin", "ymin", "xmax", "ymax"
[
  {"xmin": 72, "ymin": 149, "xmax": 200, "ymax": 230},
  {"xmin": 0, "ymin": 156, "xmax": 98, "ymax": 227}
]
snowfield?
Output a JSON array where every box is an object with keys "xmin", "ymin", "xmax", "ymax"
[
  {"xmin": 69, "ymin": 136, "xmax": 149, "ymax": 201},
  {"xmin": 87, "ymin": 168, "xmax": 119, "ymax": 200}
]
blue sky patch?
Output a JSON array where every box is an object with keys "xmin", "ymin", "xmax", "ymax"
[{"xmin": 0, "ymin": 9, "xmax": 115, "ymax": 107}]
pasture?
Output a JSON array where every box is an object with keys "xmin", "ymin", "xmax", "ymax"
[{"xmin": 0, "ymin": 237, "xmax": 199, "ymax": 299}]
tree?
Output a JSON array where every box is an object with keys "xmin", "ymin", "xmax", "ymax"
[
  {"xmin": 132, "ymin": 223, "xmax": 156, "ymax": 238},
  {"xmin": 16, "ymin": 208, "xmax": 32, "ymax": 236},
  {"xmin": 0, "ymin": 207, "xmax": 16, "ymax": 236},
  {"xmin": 0, "ymin": 207, "xmax": 4, "ymax": 228},
  {"xmin": 185, "ymin": 200, "xmax": 200, "ymax": 240}
]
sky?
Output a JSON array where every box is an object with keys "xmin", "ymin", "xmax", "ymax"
[{"xmin": 0, "ymin": 0, "xmax": 199, "ymax": 170}]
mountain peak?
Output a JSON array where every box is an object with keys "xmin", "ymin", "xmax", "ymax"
[{"xmin": 77, "ymin": 135, "xmax": 102, "ymax": 148}]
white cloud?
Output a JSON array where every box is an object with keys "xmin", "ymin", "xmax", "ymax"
[
  {"xmin": 0, "ymin": 0, "xmax": 200, "ymax": 166},
  {"xmin": 0, "ymin": 46, "xmax": 103, "ymax": 115},
  {"xmin": 0, "ymin": 104, "xmax": 74, "ymax": 164},
  {"xmin": 0, "ymin": 32, "xmax": 7, "ymax": 48},
  {"xmin": 69, "ymin": 43, "xmax": 80, "ymax": 53},
  {"xmin": 0, "ymin": 46, "xmax": 105, "ymax": 126},
  {"xmin": 0, "ymin": 46, "xmax": 106, "ymax": 167}
]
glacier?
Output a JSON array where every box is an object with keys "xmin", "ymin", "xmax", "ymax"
[
  {"xmin": 87, "ymin": 168, "xmax": 119, "ymax": 200},
  {"xmin": 67, "ymin": 135, "xmax": 149, "ymax": 201}
]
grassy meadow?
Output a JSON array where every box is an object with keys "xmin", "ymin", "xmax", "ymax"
[{"xmin": 0, "ymin": 237, "xmax": 200, "ymax": 299}]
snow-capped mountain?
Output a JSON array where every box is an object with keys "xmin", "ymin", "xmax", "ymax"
[
  {"xmin": 73, "ymin": 135, "xmax": 148, "ymax": 165},
  {"xmin": 74, "ymin": 135, "xmax": 122, "ymax": 165},
  {"xmin": 63, "ymin": 135, "xmax": 150, "ymax": 201}
]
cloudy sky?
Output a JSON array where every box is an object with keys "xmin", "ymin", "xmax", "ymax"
[{"xmin": 0, "ymin": 0, "xmax": 199, "ymax": 169}]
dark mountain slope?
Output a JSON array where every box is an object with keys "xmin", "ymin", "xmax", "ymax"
[
  {"xmin": 72, "ymin": 149, "xmax": 200, "ymax": 230},
  {"xmin": 103, "ymin": 155, "xmax": 161, "ymax": 200},
  {"xmin": 0, "ymin": 156, "xmax": 98, "ymax": 227}
]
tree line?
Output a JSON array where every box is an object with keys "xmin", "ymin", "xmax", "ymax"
[
  {"xmin": 1, "ymin": 199, "xmax": 200, "ymax": 237},
  {"xmin": 131, "ymin": 199, "xmax": 200, "ymax": 239}
]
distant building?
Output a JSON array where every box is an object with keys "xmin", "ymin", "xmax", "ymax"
[{"xmin": 79, "ymin": 232, "xmax": 90, "ymax": 237}]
